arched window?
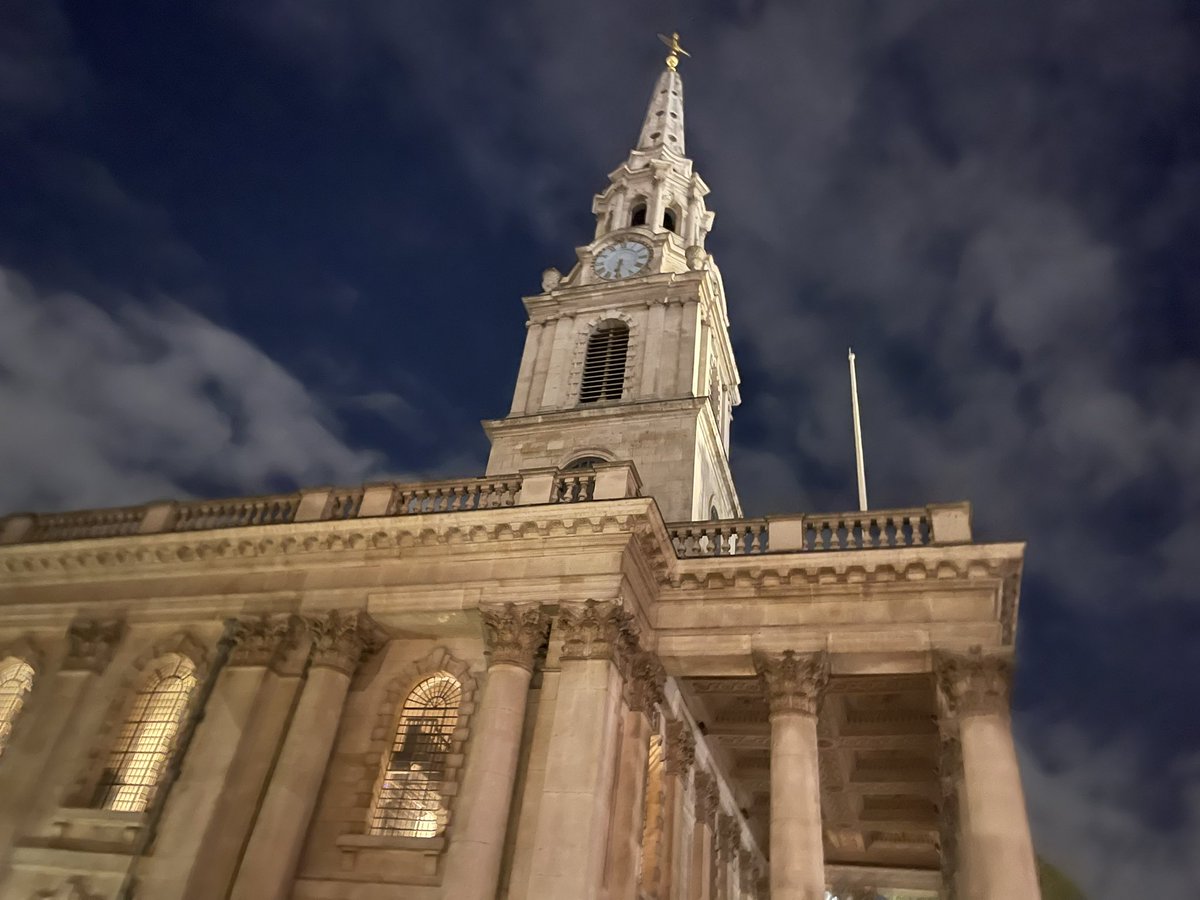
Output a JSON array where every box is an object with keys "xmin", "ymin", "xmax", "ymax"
[
  {"xmin": 662, "ymin": 207, "xmax": 677, "ymax": 232},
  {"xmin": 564, "ymin": 455, "xmax": 606, "ymax": 470},
  {"xmin": 95, "ymin": 653, "xmax": 196, "ymax": 812},
  {"xmin": 580, "ymin": 320, "xmax": 630, "ymax": 404},
  {"xmin": 370, "ymin": 673, "xmax": 462, "ymax": 837},
  {"xmin": 0, "ymin": 659, "xmax": 34, "ymax": 757},
  {"xmin": 630, "ymin": 203, "xmax": 647, "ymax": 227}
]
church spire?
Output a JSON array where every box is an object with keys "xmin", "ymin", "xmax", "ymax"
[{"xmin": 636, "ymin": 33, "xmax": 689, "ymax": 154}]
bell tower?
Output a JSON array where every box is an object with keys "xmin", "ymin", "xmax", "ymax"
[{"xmin": 484, "ymin": 35, "xmax": 742, "ymax": 522}]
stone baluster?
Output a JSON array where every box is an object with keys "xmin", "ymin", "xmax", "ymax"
[
  {"xmin": 689, "ymin": 770, "xmax": 718, "ymax": 900},
  {"xmin": 608, "ymin": 650, "xmax": 666, "ymax": 900},
  {"xmin": 656, "ymin": 716, "xmax": 695, "ymax": 900},
  {"xmin": 526, "ymin": 600, "xmax": 635, "ymax": 900},
  {"xmin": 164, "ymin": 616, "xmax": 304, "ymax": 900},
  {"xmin": 0, "ymin": 621, "xmax": 123, "ymax": 879},
  {"xmin": 936, "ymin": 650, "xmax": 1040, "ymax": 899},
  {"xmin": 441, "ymin": 603, "xmax": 550, "ymax": 900},
  {"xmin": 754, "ymin": 650, "xmax": 829, "ymax": 900},
  {"xmin": 231, "ymin": 611, "xmax": 381, "ymax": 900}
]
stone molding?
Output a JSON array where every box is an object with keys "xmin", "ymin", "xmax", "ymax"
[
  {"xmin": 228, "ymin": 614, "xmax": 300, "ymax": 669},
  {"xmin": 663, "ymin": 717, "xmax": 696, "ymax": 777},
  {"xmin": 480, "ymin": 602, "xmax": 550, "ymax": 671},
  {"xmin": 693, "ymin": 769, "xmax": 718, "ymax": 825},
  {"xmin": 558, "ymin": 599, "xmax": 638, "ymax": 663},
  {"xmin": 936, "ymin": 648, "xmax": 1013, "ymax": 719},
  {"xmin": 306, "ymin": 610, "xmax": 384, "ymax": 676},
  {"xmin": 62, "ymin": 619, "xmax": 124, "ymax": 674},
  {"xmin": 753, "ymin": 649, "xmax": 830, "ymax": 718}
]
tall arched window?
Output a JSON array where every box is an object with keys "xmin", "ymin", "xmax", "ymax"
[
  {"xmin": 630, "ymin": 202, "xmax": 647, "ymax": 227},
  {"xmin": 580, "ymin": 320, "xmax": 630, "ymax": 404},
  {"xmin": 369, "ymin": 673, "xmax": 462, "ymax": 837},
  {"xmin": 0, "ymin": 659, "xmax": 34, "ymax": 758},
  {"xmin": 662, "ymin": 207, "xmax": 677, "ymax": 232},
  {"xmin": 95, "ymin": 653, "xmax": 196, "ymax": 812}
]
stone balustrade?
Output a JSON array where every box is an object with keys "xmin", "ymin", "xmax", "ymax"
[{"xmin": 0, "ymin": 466, "xmax": 970, "ymax": 553}]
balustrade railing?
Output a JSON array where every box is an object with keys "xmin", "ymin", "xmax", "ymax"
[
  {"xmin": 23, "ymin": 507, "xmax": 146, "ymax": 543},
  {"xmin": 671, "ymin": 520, "xmax": 769, "ymax": 558},
  {"xmin": 793, "ymin": 509, "xmax": 931, "ymax": 551},
  {"xmin": 174, "ymin": 495, "xmax": 300, "ymax": 531},
  {"xmin": 386, "ymin": 476, "xmax": 521, "ymax": 515},
  {"xmin": 551, "ymin": 471, "xmax": 596, "ymax": 504}
]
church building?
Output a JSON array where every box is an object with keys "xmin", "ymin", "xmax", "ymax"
[{"xmin": 0, "ymin": 36, "xmax": 1040, "ymax": 900}]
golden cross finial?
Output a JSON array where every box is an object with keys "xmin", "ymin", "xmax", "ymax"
[{"xmin": 658, "ymin": 32, "xmax": 690, "ymax": 71}]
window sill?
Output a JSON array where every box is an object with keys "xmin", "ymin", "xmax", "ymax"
[{"xmin": 335, "ymin": 833, "xmax": 446, "ymax": 853}]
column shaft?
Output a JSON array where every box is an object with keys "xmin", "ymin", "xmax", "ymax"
[
  {"xmin": 231, "ymin": 665, "xmax": 351, "ymax": 900},
  {"xmin": 959, "ymin": 712, "xmax": 1040, "ymax": 898},
  {"xmin": 769, "ymin": 711, "xmax": 824, "ymax": 900},
  {"xmin": 606, "ymin": 707, "xmax": 653, "ymax": 900},
  {"xmin": 440, "ymin": 662, "xmax": 534, "ymax": 900}
]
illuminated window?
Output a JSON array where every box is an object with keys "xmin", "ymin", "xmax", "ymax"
[
  {"xmin": 94, "ymin": 653, "xmax": 197, "ymax": 812},
  {"xmin": 579, "ymin": 320, "xmax": 630, "ymax": 404},
  {"xmin": 0, "ymin": 659, "xmax": 34, "ymax": 757},
  {"xmin": 369, "ymin": 673, "xmax": 462, "ymax": 837}
]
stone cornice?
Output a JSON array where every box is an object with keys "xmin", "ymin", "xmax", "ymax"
[
  {"xmin": 936, "ymin": 648, "xmax": 1013, "ymax": 719},
  {"xmin": 480, "ymin": 602, "xmax": 550, "ymax": 671},
  {"xmin": 753, "ymin": 649, "xmax": 830, "ymax": 718}
]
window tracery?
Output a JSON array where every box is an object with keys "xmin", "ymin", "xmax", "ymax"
[
  {"xmin": 369, "ymin": 672, "xmax": 463, "ymax": 837},
  {"xmin": 94, "ymin": 652, "xmax": 197, "ymax": 812},
  {"xmin": 0, "ymin": 658, "xmax": 34, "ymax": 757}
]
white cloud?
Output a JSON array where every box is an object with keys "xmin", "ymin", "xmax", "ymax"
[{"xmin": 0, "ymin": 267, "xmax": 383, "ymax": 514}]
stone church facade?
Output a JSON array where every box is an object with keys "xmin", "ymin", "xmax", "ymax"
[{"xmin": 0, "ymin": 42, "xmax": 1040, "ymax": 900}]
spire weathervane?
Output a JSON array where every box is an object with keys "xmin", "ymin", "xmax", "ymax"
[{"xmin": 658, "ymin": 32, "xmax": 690, "ymax": 71}]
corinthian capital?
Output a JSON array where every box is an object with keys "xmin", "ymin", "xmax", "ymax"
[
  {"xmin": 693, "ymin": 769, "xmax": 719, "ymax": 825},
  {"xmin": 307, "ymin": 610, "xmax": 383, "ymax": 675},
  {"xmin": 624, "ymin": 650, "xmax": 666, "ymax": 717},
  {"xmin": 62, "ymin": 619, "xmax": 124, "ymax": 673},
  {"xmin": 481, "ymin": 602, "xmax": 549, "ymax": 671},
  {"xmin": 229, "ymin": 615, "xmax": 299, "ymax": 668},
  {"xmin": 753, "ymin": 649, "xmax": 829, "ymax": 717},
  {"xmin": 663, "ymin": 718, "xmax": 696, "ymax": 777},
  {"xmin": 558, "ymin": 599, "xmax": 637, "ymax": 662},
  {"xmin": 936, "ymin": 648, "xmax": 1012, "ymax": 719}
]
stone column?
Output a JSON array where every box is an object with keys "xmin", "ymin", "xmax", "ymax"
[
  {"xmin": 231, "ymin": 611, "xmax": 380, "ymax": 900},
  {"xmin": 164, "ymin": 616, "xmax": 303, "ymax": 900},
  {"xmin": 689, "ymin": 770, "xmax": 718, "ymax": 900},
  {"xmin": 526, "ymin": 600, "xmax": 635, "ymax": 900},
  {"xmin": 754, "ymin": 650, "xmax": 829, "ymax": 900},
  {"xmin": 607, "ymin": 652, "xmax": 666, "ymax": 900},
  {"xmin": 0, "ymin": 621, "xmax": 122, "ymax": 877},
  {"xmin": 716, "ymin": 815, "xmax": 740, "ymax": 900},
  {"xmin": 937, "ymin": 726, "xmax": 968, "ymax": 900},
  {"xmin": 937, "ymin": 651, "xmax": 1040, "ymax": 900},
  {"xmin": 441, "ymin": 603, "xmax": 549, "ymax": 900},
  {"xmin": 657, "ymin": 716, "xmax": 696, "ymax": 900}
]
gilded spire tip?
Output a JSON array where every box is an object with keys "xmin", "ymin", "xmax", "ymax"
[{"xmin": 657, "ymin": 32, "xmax": 690, "ymax": 71}]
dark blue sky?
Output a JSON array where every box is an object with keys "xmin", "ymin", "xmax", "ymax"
[{"xmin": 2, "ymin": 2, "xmax": 1198, "ymax": 894}]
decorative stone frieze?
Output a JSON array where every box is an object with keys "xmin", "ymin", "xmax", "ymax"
[
  {"xmin": 663, "ymin": 718, "xmax": 696, "ymax": 777},
  {"xmin": 694, "ymin": 769, "xmax": 719, "ymax": 825},
  {"xmin": 752, "ymin": 649, "xmax": 830, "ymax": 718},
  {"xmin": 558, "ymin": 599, "xmax": 637, "ymax": 662},
  {"xmin": 481, "ymin": 602, "xmax": 549, "ymax": 671},
  {"xmin": 306, "ymin": 610, "xmax": 383, "ymax": 676},
  {"xmin": 228, "ymin": 614, "xmax": 299, "ymax": 669},
  {"xmin": 61, "ymin": 618, "xmax": 123, "ymax": 673},
  {"xmin": 623, "ymin": 650, "xmax": 667, "ymax": 718},
  {"xmin": 936, "ymin": 648, "xmax": 1012, "ymax": 719}
]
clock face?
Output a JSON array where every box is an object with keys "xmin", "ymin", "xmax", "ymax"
[{"xmin": 594, "ymin": 240, "xmax": 651, "ymax": 280}]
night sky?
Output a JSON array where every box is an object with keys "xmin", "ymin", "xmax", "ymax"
[{"xmin": 2, "ymin": 2, "xmax": 1198, "ymax": 895}]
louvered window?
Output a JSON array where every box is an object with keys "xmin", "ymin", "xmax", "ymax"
[
  {"xmin": 0, "ymin": 659, "xmax": 34, "ymax": 757},
  {"xmin": 369, "ymin": 674, "xmax": 462, "ymax": 837},
  {"xmin": 95, "ymin": 653, "xmax": 196, "ymax": 812},
  {"xmin": 579, "ymin": 321, "xmax": 629, "ymax": 404}
]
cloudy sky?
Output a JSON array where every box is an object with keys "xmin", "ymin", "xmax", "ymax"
[{"xmin": 2, "ymin": 1, "xmax": 1197, "ymax": 894}]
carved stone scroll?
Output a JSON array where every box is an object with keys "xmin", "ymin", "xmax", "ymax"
[
  {"xmin": 306, "ymin": 610, "xmax": 383, "ymax": 675},
  {"xmin": 62, "ymin": 619, "xmax": 123, "ymax": 673},
  {"xmin": 752, "ymin": 649, "xmax": 829, "ymax": 717},
  {"xmin": 481, "ymin": 602, "xmax": 549, "ymax": 671},
  {"xmin": 558, "ymin": 599, "xmax": 637, "ymax": 663}
]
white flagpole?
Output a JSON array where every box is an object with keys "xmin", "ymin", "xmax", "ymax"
[{"xmin": 848, "ymin": 348, "xmax": 869, "ymax": 512}]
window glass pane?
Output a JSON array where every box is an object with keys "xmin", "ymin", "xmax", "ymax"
[
  {"xmin": 369, "ymin": 673, "xmax": 462, "ymax": 837},
  {"xmin": 0, "ymin": 660, "xmax": 35, "ymax": 757}
]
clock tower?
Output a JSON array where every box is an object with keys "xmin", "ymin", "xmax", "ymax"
[{"xmin": 484, "ymin": 37, "xmax": 741, "ymax": 522}]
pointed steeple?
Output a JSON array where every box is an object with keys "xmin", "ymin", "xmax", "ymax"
[{"xmin": 636, "ymin": 34, "xmax": 688, "ymax": 154}]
